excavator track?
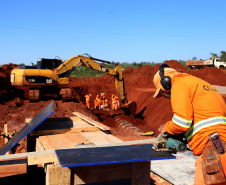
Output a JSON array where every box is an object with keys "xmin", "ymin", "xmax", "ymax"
[
  {"xmin": 29, "ymin": 89, "xmax": 40, "ymax": 102},
  {"xmin": 60, "ymin": 88, "xmax": 72, "ymax": 102}
]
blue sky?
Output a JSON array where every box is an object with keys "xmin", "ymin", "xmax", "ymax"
[{"xmin": 0, "ymin": 0, "xmax": 226, "ymax": 65}]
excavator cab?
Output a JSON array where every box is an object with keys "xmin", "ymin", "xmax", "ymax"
[
  {"xmin": 37, "ymin": 58, "xmax": 63, "ymax": 69},
  {"xmin": 18, "ymin": 58, "xmax": 63, "ymax": 69}
]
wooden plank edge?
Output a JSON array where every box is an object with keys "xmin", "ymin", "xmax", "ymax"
[
  {"xmin": 73, "ymin": 112, "xmax": 110, "ymax": 131},
  {"xmin": 30, "ymin": 126, "xmax": 100, "ymax": 136},
  {"xmin": 0, "ymin": 138, "xmax": 157, "ymax": 165},
  {"xmin": 0, "ymin": 157, "xmax": 27, "ymax": 166},
  {"xmin": 25, "ymin": 116, "xmax": 81, "ymax": 123},
  {"xmin": 28, "ymin": 153, "xmax": 57, "ymax": 166}
]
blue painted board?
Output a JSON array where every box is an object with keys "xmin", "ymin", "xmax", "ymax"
[
  {"xmin": 55, "ymin": 144, "xmax": 175, "ymax": 167},
  {"xmin": 0, "ymin": 101, "xmax": 54, "ymax": 155}
]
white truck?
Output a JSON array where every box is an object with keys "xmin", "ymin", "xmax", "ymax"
[{"xmin": 186, "ymin": 57, "xmax": 226, "ymax": 69}]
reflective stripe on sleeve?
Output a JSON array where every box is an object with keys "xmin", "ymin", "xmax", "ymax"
[
  {"xmin": 172, "ymin": 114, "xmax": 192, "ymax": 128},
  {"xmin": 185, "ymin": 117, "xmax": 226, "ymax": 141}
]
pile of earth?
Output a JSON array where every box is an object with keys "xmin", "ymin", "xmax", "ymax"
[
  {"xmin": 0, "ymin": 60, "xmax": 226, "ymax": 154},
  {"xmin": 0, "ymin": 64, "xmax": 19, "ymax": 103}
]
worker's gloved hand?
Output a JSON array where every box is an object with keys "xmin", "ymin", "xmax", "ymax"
[{"xmin": 158, "ymin": 124, "xmax": 169, "ymax": 137}]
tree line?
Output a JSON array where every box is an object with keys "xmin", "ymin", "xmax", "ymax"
[
  {"xmin": 192, "ymin": 51, "xmax": 226, "ymax": 62},
  {"xmin": 15, "ymin": 51, "xmax": 226, "ymax": 77}
]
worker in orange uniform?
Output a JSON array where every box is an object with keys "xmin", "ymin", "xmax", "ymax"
[
  {"xmin": 104, "ymin": 99, "xmax": 108, "ymax": 107},
  {"xmin": 111, "ymin": 94, "xmax": 115, "ymax": 110},
  {"xmin": 154, "ymin": 64, "xmax": 226, "ymax": 185},
  {"xmin": 115, "ymin": 96, "xmax": 119, "ymax": 109},
  {"xmin": 84, "ymin": 94, "xmax": 92, "ymax": 109},
  {"xmin": 94, "ymin": 95, "xmax": 101, "ymax": 109},
  {"xmin": 100, "ymin": 90, "xmax": 105, "ymax": 105},
  {"xmin": 112, "ymin": 94, "xmax": 119, "ymax": 110}
]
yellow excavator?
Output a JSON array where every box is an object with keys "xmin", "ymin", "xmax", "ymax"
[{"xmin": 10, "ymin": 54, "xmax": 136, "ymax": 115}]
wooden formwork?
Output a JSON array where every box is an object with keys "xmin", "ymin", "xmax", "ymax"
[
  {"xmin": 26, "ymin": 114, "xmax": 153, "ymax": 185},
  {"xmin": 0, "ymin": 113, "xmax": 161, "ymax": 185}
]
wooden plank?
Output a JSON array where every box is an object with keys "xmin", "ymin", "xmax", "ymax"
[
  {"xmin": 46, "ymin": 164, "xmax": 71, "ymax": 185},
  {"xmin": 30, "ymin": 126, "xmax": 100, "ymax": 136},
  {"xmin": 73, "ymin": 112, "xmax": 110, "ymax": 131},
  {"xmin": 0, "ymin": 139, "xmax": 157, "ymax": 162},
  {"xmin": 25, "ymin": 116, "xmax": 81, "ymax": 123},
  {"xmin": 0, "ymin": 158, "xmax": 27, "ymax": 166},
  {"xmin": 66, "ymin": 117, "xmax": 91, "ymax": 127},
  {"xmin": 28, "ymin": 153, "xmax": 57, "ymax": 166},
  {"xmin": 4, "ymin": 124, "xmax": 9, "ymax": 155},
  {"xmin": 0, "ymin": 164, "xmax": 27, "ymax": 178},
  {"xmin": 39, "ymin": 133, "xmax": 92, "ymax": 150},
  {"xmin": 0, "ymin": 157, "xmax": 27, "ymax": 179},
  {"xmin": 28, "ymin": 138, "xmax": 157, "ymax": 166},
  {"xmin": 80, "ymin": 131, "xmax": 122, "ymax": 145},
  {"xmin": 36, "ymin": 138, "xmax": 45, "ymax": 152},
  {"xmin": 33, "ymin": 138, "xmax": 52, "ymax": 168},
  {"xmin": 72, "ymin": 163, "xmax": 131, "ymax": 184},
  {"xmin": 132, "ymin": 161, "xmax": 150, "ymax": 185}
]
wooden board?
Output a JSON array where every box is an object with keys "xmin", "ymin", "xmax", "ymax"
[
  {"xmin": 39, "ymin": 133, "xmax": 93, "ymax": 150},
  {"xmin": 0, "ymin": 139, "xmax": 156, "ymax": 162},
  {"xmin": 30, "ymin": 126, "xmax": 100, "ymax": 136},
  {"xmin": 28, "ymin": 138, "xmax": 155, "ymax": 166},
  {"xmin": 73, "ymin": 112, "xmax": 110, "ymax": 131},
  {"xmin": 26, "ymin": 116, "xmax": 81, "ymax": 123},
  {"xmin": 0, "ymin": 158, "xmax": 27, "ymax": 166},
  {"xmin": 28, "ymin": 153, "xmax": 57, "ymax": 166},
  {"xmin": 0, "ymin": 138, "xmax": 158, "ymax": 167},
  {"xmin": 0, "ymin": 164, "xmax": 27, "ymax": 178},
  {"xmin": 80, "ymin": 131, "xmax": 122, "ymax": 145},
  {"xmin": 55, "ymin": 144, "xmax": 175, "ymax": 167}
]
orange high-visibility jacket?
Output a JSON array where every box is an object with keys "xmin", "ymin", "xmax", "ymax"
[
  {"xmin": 164, "ymin": 73, "xmax": 226, "ymax": 155},
  {"xmin": 85, "ymin": 95, "xmax": 90, "ymax": 101}
]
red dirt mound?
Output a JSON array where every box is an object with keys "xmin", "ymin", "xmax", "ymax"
[
  {"xmin": 164, "ymin": 60, "xmax": 187, "ymax": 71},
  {"xmin": 186, "ymin": 67, "xmax": 226, "ymax": 86}
]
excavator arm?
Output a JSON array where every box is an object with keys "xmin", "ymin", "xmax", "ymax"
[{"xmin": 56, "ymin": 55, "xmax": 136, "ymax": 115}]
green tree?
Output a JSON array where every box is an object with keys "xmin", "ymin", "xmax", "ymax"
[
  {"xmin": 220, "ymin": 51, "xmax": 226, "ymax": 62},
  {"xmin": 210, "ymin": 53, "xmax": 218, "ymax": 58},
  {"xmin": 132, "ymin": 62, "xmax": 137, "ymax": 66},
  {"xmin": 137, "ymin": 63, "xmax": 143, "ymax": 67}
]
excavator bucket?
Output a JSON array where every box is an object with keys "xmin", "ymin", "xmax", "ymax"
[{"xmin": 122, "ymin": 100, "xmax": 137, "ymax": 117}]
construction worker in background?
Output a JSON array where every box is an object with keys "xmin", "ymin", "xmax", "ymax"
[
  {"xmin": 115, "ymin": 96, "xmax": 119, "ymax": 109},
  {"xmin": 111, "ymin": 94, "xmax": 116, "ymax": 110},
  {"xmin": 104, "ymin": 99, "xmax": 108, "ymax": 107},
  {"xmin": 112, "ymin": 94, "xmax": 119, "ymax": 110},
  {"xmin": 94, "ymin": 95, "xmax": 101, "ymax": 109},
  {"xmin": 84, "ymin": 94, "xmax": 92, "ymax": 109},
  {"xmin": 154, "ymin": 64, "xmax": 226, "ymax": 185},
  {"xmin": 100, "ymin": 90, "xmax": 105, "ymax": 105}
]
